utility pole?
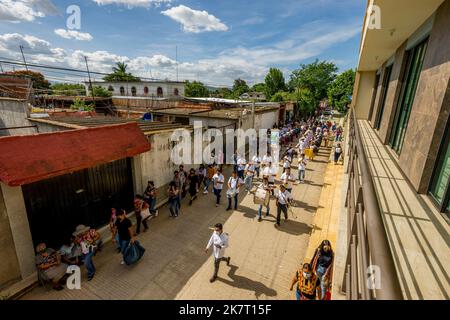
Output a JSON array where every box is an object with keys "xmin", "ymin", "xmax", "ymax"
[
  {"xmin": 84, "ymin": 56, "xmax": 96, "ymax": 105},
  {"xmin": 19, "ymin": 45, "xmax": 28, "ymax": 71},
  {"xmin": 176, "ymin": 45, "xmax": 179, "ymax": 82},
  {"xmin": 252, "ymin": 99, "xmax": 256, "ymax": 128}
]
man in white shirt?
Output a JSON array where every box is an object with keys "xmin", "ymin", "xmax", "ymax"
[
  {"xmin": 262, "ymin": 162, "xmax": 277, "ymax": 195},
  {"xmin": 298, "ymin": 154, "xmax": 307, "ymax": 183},
  {"xmin": 205, "ymin": 223, "xmax": 230, "ymax": 283},
  {"xmin": 244, "ymin": 162, "xmax": 255, "ymax": 192},
  {"xmin": 275, "ymin": 185, "xmax": 293, "ymax": 227},
  {"xmin": 280, "ymin": 167, "xmax": 295, "ymax": 193},
  {"xmin": 212, "ymin": 169, "xmax": 225, "ymax": 207},
  {"xmin": 226, "ymin": 171, "xmax": 242, "ymax": 211},
  {"xmin": 283, "ymin": 154, "xmax": 292, "ymax": 173},
  {"xmin": 252, "ymin": 154, "xmax": 262, "ymax": 178},
  {"xmin": 237, "ymin": 156, "xmax": 246, "ymax": 180},
  {"xmin": 262, "ymin": 152, "xmax": 273, "ymax": 166}
]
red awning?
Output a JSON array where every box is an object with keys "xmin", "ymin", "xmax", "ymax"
[{"xmin": 0, "ymin": 123, "xmax": 150, "ymax": 186}]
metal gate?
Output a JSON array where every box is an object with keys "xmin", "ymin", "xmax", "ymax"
[{"xmin": 22, "ymin": 158, "xmax": 134, "ymax": 249}]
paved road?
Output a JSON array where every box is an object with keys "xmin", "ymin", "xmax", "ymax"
[{"xmin": 21, "ymin": 147, "xmax": 331, "ymax": 300}]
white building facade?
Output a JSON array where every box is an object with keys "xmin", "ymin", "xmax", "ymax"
[{"xmin": 85, "ymin": 81, "xmax": 185, "ymax": 98}]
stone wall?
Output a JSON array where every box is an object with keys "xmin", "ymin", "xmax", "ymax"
[
  {"xmin": 398, "ymin": 0, "xmax": 450, "ymax": 193},
  {"xmin": 0, "ymin": 98, "xmax": 35, "ymax": 137}
]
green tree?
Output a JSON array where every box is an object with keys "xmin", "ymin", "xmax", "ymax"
[
  {"xmin": 185, "ymin": 80, "xmax": 209, "ymax": 97},
  {"xmin": 289, "ymin": 60, "xmax": 338, "ymax": 110},
  {"xmin": 328, "ymin": 69, "xmax": 355, "ymax": 113},
  {"xmin": 232, "ymin": 78, "xmax": 250, "ymax": 98},
  {"xmin": 70, "ymin": 97, "xmax": 94, "ymax": 112},
  {"xmin": 6, "ymin": 70, "xmax": 50, "ymax": 90},
  {"xmin": 297, "ymin": 88, "xmax": 316, "ymax": 116},
  {"xmin": 103, "ymin": 62, "xmax": 141, "ymax": 82},
  {"xmin": 251, "ymin": 83, "xmax": 266, "ymax": 93},
  {"xmin": 89, "ymin": 86, "xmax": 112, "ymax": 97},
  {"xmin": 264, "ymin": 68, "xmax": 286, "ymax": 99},
  {"xmin": 51, "ymin": 83, "xmax": 86, "ymax": 96}
]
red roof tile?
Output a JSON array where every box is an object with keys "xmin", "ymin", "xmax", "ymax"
[{"xmin": 0, "ymin": 123, "xmax": 150, "ymax": 186}]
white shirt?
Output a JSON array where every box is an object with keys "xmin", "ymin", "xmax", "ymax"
[
  {"xmin": 281, "ymin": 172, "xmax": 295, "ymax": 190},
  {"xmin": 245, "ymin": 163, "xmax": 255, "ymax": 177},
  {"xmin": 262, "ymin": 155, "xmax": 273, "ymax": 165},
  {"xmin": 213, "ymin": 173, "xmax": 225, "ymax": 190},
  {"xmin": 298, "ymin": 158, "xmax": 307, "ymax": 171},
  {"xmin": 237, "ymin": 157, "xmax": 246, "ymax": 171},
  {"xmin": 206, "ymin": 231, "xmax": 229, "ymax": 259},
  {"xmin": 263, "ymin": 166, "xmax": 277, "ymax": 183},
  {"xmin": 277, "ymin": 190, "xmax": 293, "ymax": 205},
  {"xmin": 283, "ymin": 155, "xmax": 292, "ymax": 168},
  {"xmin": 228, "ymin": 177, "xmax": 240, "ymax": 194},
  {"xmin": 252, "ymin": 155, "xmax": 261, "ymax": 167}
]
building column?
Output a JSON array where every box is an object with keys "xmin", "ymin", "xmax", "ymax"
[
  {"xmin": 0, "ymin": 183, "xmax": 36, "ymax": 280},
  {"xmin": 353, "ymin": 71, "xmax": 377, "ymax": 120}
]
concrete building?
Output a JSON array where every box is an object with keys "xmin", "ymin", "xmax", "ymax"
[
  {"xmin": 353, "ymin": 0, "xmax": 450, "ymax": 214},
  {"xmin": 85, "ymin": 80, "xmax": 185, "ymax": 99}
]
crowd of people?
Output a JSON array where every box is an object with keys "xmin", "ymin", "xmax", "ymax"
[{"xmin": 34, "ymin": 112, "xmax": 343, "ymax": 300}]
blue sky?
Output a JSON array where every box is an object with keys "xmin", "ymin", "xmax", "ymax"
[{"xmin": 0, "ymin": 0, "xmax": 366, "ymax": 87}]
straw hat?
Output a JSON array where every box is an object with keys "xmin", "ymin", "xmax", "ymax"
[{"xmin": 73, "ymin": 224, "xmax": 90, "ymax": 236}]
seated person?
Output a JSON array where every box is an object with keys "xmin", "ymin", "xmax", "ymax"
[
  {"xmin": 59, "ymin": 236, "xmax": 82, "ymax": 265},
  {"xmin": 35, "ymin": 243, "xmax": 68, "ymax": 291}
]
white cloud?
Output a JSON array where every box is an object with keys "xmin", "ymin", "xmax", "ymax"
[
  {"xmin": 54, "ymin": 29, "xmax": 93, "ymax": 41},
  {"xmin": 92, "ymin": 0, "xmax": 170, "ymax": 8},
  {"xmin": 0, "ymin": 0, "xmax": 58, "ymax": 22},
  {"xmin": 161, "ymin": 5, "xmax": 228, "ymax": 33}
]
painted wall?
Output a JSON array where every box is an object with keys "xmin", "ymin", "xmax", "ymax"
[
  {"xmin": 0, "ymin": 98, "xmax": 34, "ymax": 136},
  {"xmin": 353, "ymin": 71, "xmax": 377, "ymax": 120},
  {"xmin": 0, "ymin": 186, "xmax": 21, "ymax": 291},
  {"xmin": 87, "ymin": 82, "xmax": 185, "ymax": 98}
]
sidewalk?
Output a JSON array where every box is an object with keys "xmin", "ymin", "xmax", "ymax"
[
  {"xmin": 20, "ymin": 148, "xmax": 331, "ymax": 300},
  {"xmin": 359, "ymin": 120, "xmax": 450, "ymax": 300}
]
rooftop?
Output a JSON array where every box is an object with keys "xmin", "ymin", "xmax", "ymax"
[{"xmin": 29, "ymin": 116, "xmax": 191, "ymax": 135}]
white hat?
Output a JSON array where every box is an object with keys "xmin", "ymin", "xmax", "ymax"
[{"xmin": 73, "ymin": 224, "xmax": 90, "ymax": 236}]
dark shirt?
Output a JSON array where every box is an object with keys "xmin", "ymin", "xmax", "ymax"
[
  {"xmin": 115, "ymin": 218, "xmax": 132, "ymax": 241},
  {"xmin": 318, "ymin": 251, "xmax": 333, "ymax": 269},
  {"xmin": 189, "ymin": 175, "xmax": 199, "ymax": 192}
]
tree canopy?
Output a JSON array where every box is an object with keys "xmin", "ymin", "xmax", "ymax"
[
  {"xmin": 185, "ymin": 80, "xmax": 209, "ymax": 97},
  {"xmin": 327, "ymin": 69, "xmax": 355, "ymax": 113},
  {"xmin": 51, "ymin": 83, "xmax": 86, "ymax": 96},
  {"xmin": 289, "ymin": 60, "xmax": 338, "ymax": 109},
  {"xmin": 232, "ymin": 78, "xmax": 250, "ymax": 98},
  {"xmin": 264, "ymin": 68, "xmax": 286, "ymax": 99},
  {"xmin": 251, "ymin": 83, "xmax": 266, "ymax": 94},
  {"xmin": 103, "ymin": 62, "xmax": 141, "ymax": 82},
  {"xmin": 6, "ymin": 70, "xmax": 50, "ymax": 90}
]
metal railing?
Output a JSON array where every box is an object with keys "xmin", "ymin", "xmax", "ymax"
[{"xmin": 342, "ymin": 109, "xmax": 403, "ymax": 300}]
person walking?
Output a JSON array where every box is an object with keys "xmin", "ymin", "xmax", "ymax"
[
  {"xmin": 179, "ymin": 165, "xmax": 188, "ymax": 199},
  {"xmin": 144, "ymin": 181, "xmax": 159, "ymax": 217},
  {"xmin": 110, "ymin": 207, "xmax": 121, "ymax": 253},
  {"xmin": 198, "ymin": 164, "xmax": 206, "ymax": 189},
  {"xmin": 275, "ymin": 185, "xmax": 292, "ymax": 227},
  {"xmin": 205, "ymin": 223, "xmax": 230, "ymax": 283},
  {"xmin": 298, "ymin": 154, "xmax": 307, "ymax": 183},
  {"xmin": 168, "ymin": 181, "xmax": 180, "ymax": 218},
  {"xmin": 226, "ymin": 171, "xmax": 241, "ymax": 211},
  {"xmin": 256, "ymin": 177, "xmax": 271, "ymax": 221},
  {"xmin": 311, "ymin": 240, "xmax": 334, "ymax": 300},
  {"xmin": 188, "ymin": 168, "xmax": 200, "ymax": 206},
  {"xmin": 73, "ymin": 225, "xmax": 96, "ymax": 281},
  {"xmin": 212, "ymin": 168, "xmax": 225, "ymax": 207},
  {"xmin": 290, "ymin": 263, "xmax": 321, "ymax": 300},
  {"xmin": 236, "ymin": 155, "xmax": 246, "ymax": 180},
  {"xmin": 334, "ymin": 143, "xmax": 343, "ymax": 165},
  {"xmin": 173, "ymin": 171, "xmax": 182, "ymax": 213},
  {"xmin": 244, "ymin": 161, "xmax": 255, "ymax": 193},
  {"xmin": 134, "ymin": 195, "xmax": 150, "ymax": 234},
  {"xmin": 112, "ymin": 209, "xmax": 136, "ymax": 265},
  {"xmin": 280, "ymin": 167, "xmax": 295, "ymax": 194},
  {"xmin": 252, "ymin": 154, "xmax": 261, "ymax": 179},
  {"xmin": 262, "ymin": 162, "xmax": 277, "ymax": 196},
  {"xmin": 204, "ymin": 164, "xmax": 215, "ymax": 194}
]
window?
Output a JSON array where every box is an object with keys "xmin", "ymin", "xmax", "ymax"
[
  {"xmin": 174, "ymin": 88, "xmax": 179, "ymax": 96},
  {"xmin": 157, "ymin": 87, "xmax": 163, "ymax": 97},
  {"xmin": 120, "ymin": 86, "xmax": 125, "ymax": 96},
  {"xmin": 144, "ymin": 86, "xmax": 149, "ymax": 95},
  {"xmin": 429, "ymin": 119, "xmax": 450, "ymax": 213},
  {"xmin": 108, "ymin": 85, "xmax": 114, "ymax": 93},
  {"xmin": 131, "ymin": 87, "xmax": 137, "ymax": 96},
  {"xmin": 374, "ymin": 64, "xmax": 393, "ymax": 130},
  {"xmin": 389, "ymin": 39, "xmax": 428, "ymax": 153}
]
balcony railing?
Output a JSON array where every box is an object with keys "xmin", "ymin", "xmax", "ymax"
[{"xmin": 342, "ymin": 109, "xmax": 403, "ymax": 300}]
